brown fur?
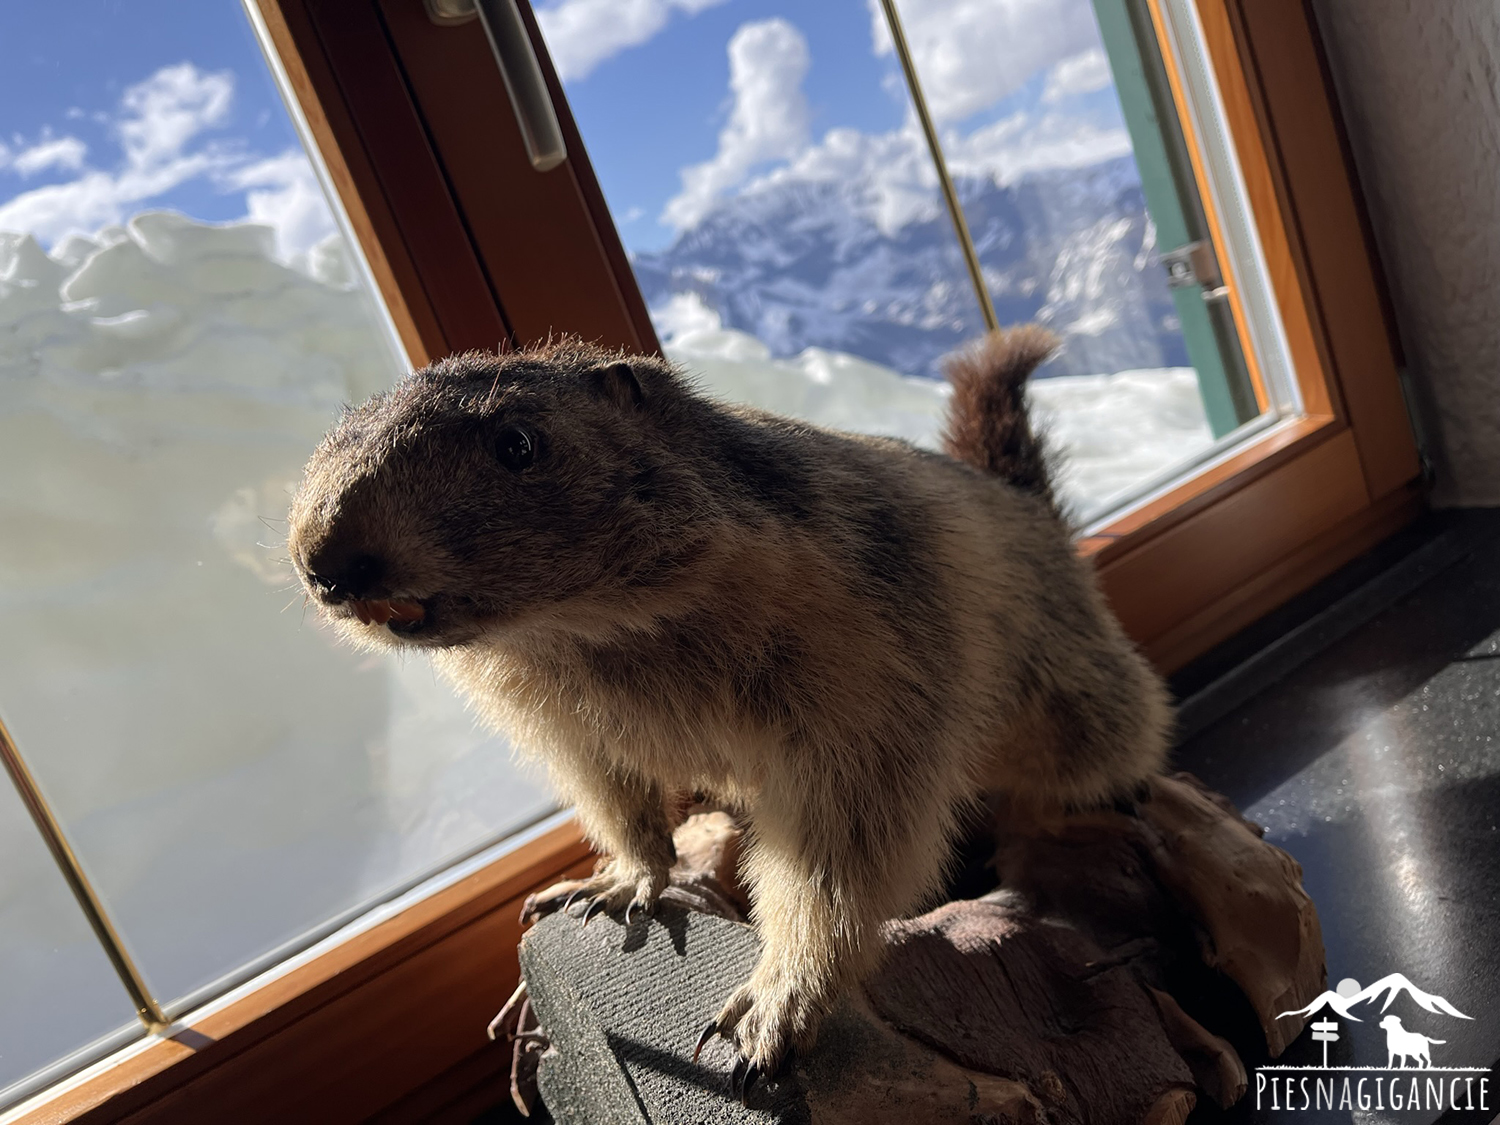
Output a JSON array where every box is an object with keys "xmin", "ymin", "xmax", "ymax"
[
  {"xmin": 284, "ymin": 329, "xmax": 1172, "ymax": 1071},
  {"xmin": 942, "ymin": 324, "xmax": 1061, "ymax": 513}
]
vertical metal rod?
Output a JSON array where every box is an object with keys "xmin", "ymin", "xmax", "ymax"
[
  {"xmin": 877, "ymin": 0, "xmax": 1000, "ymax": 334},
  {"xmin": 0, "ymin": 715, "xmax": 168, "ymax": 1030}
]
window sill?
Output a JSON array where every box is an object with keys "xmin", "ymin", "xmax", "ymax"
[{"xmin": 1081, "ymin": 411, "xmax": 1423, "ymax": 670}]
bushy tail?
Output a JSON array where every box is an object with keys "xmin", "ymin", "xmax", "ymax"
[{"xmin": 942, "ymin": 325, "xmax": 1060, "ymax": 510}]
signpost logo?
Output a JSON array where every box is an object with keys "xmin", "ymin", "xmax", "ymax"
[{"xmin": 1255, "ymin": 972, "xmax": 1490, "ymax": 1113}]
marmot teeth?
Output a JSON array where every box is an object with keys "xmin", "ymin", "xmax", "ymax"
[{"xmin": 348, "ymin": 598, "xmax": 425, "ymax": 626}]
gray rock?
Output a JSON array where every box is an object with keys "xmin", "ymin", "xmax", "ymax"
[{"xmin": 520, "ymin": 907, "xmax": 808, "ymax": 1124}]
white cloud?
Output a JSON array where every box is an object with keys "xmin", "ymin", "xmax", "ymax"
[
  {"xmin": 0, "ymin": 173, "xmax": 133, "ymax": 245},
  {"xmin": 656, "ymin": 6, "xmax": 1133, "ymax": 238},
  {"xmin": 717, "ymin": 106, "xmax": 1131, "ymax": 240},
  {"xmin": 118, "ymin": 63, "xmax": 233, "ymax": 171},
  {"xmin": 748, "ymin": 123, "xmax": 941, "ymax": 234},
  {"xmin": 662, "ymin": 19, "xmax": 811, "ymax": 230},
  {"xmin": 1042, "ymin": 47, "xmax": 1113, "ymax": 103},
  {"xmin": 11, "ymin": 136, "xmax": 89, "ymax": 177},
  {"xmin": 867, "ymin": 0, "xmax": 1100, "ymax": 123},
  {"xmin": 223, "ymin": 151, "xmax": 336, "ymax": 260},
  {"xmin": 0, "ymin": 64, "xmax": 238, "ymax": 246},
  {"xmin": 0, "ymin": 63, "xmax": 332, "ymax": 261},
  {"xmin": 536, "ymin": 0, "xmax": 727, "ymax": 82},
  {"xmin": 651, "ymin": 290, "xmax": 723, "ymax": 342},
  {"xmin": 947, "ymin": 110, "xmax": 1132, "ymax": 179}
]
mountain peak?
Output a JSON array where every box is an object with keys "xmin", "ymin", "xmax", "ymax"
[
  {"xmin": 1278, "ymin": 989, "xmax": 1364, "ymax": 1022},
  {"xmin": 1278, "ymin": 973, "xmax": 1471, "ymax": 1022},
  {"xmin": 1356, "ymin": 973, "xmax": 1472, "ymax": 1019}
]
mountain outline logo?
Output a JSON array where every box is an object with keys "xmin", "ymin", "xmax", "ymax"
[{"xmin": 1278, "ymin": 972, "xmax": 1472, "ymax": 1029}]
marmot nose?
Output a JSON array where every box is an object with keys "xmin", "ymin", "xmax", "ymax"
[{"xmin": 304, "ymin": 551, "xmax": 384, "ymax": 600}]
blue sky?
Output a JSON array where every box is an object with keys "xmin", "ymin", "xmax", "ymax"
[
  {"xmin": 0, "ymin": 2, "xmax": 300, "ymax": 233},
  {"xmin": 0, "ymin": 0, "xmax": 1132, "ymax": 257},
  {"xmin": 557, "ymin": 0, "xmax": 912, "ymax": 250},
  {"xmin": 552, "ymin": 0, "xmax": 1132, "ymax": 250}
]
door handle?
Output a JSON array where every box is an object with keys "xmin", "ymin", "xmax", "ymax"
[{"xmin": 425, "ymin": 0, "xmax": 567, "ymax": 172}]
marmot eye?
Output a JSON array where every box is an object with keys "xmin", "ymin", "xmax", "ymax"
[{"xmin": 496, "ymin": 425, "xmax": 535, "ymax": 471}]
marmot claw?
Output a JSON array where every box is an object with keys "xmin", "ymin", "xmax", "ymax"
[
  {"xmin": 692, "ymin": 1017, "xmax": 720, "ymax": 1063},
  {"xmin": 518, "ymin": 877, "xmax": 590, "ymax": 925},
  {"xmin": 693, "ymin": 995, "xmax": 794, "ymax": 1107},
  {"xmin": 728, "ymin": 1056, "xmax": 760, "ymax": 1105},
  {"xmin": 521, "ymin": 868, "xmax": 664, "ymax": 928}
]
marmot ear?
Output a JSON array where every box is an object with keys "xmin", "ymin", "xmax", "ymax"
[{"xmin": 592, "ymin": 361, "xmax": 645, "ymax": 411}]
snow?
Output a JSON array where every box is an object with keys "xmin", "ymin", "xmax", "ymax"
[
  {"xmin": 0, "ymin": 213, "xmax": 552, "ymax": 1094},
  {"xmin": 0, "ymin": 211, "xmax": 1210, "ymax": 1096},
  {"xmin": 1028, "ymin": 367, "xmax": 1214, "ymax": 519}
]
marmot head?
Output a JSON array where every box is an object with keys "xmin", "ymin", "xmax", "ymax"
[{"xmin": 287, "ymin": 337, "xmax": 705, "ymax": 650}]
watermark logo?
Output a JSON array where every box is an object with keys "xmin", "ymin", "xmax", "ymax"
[{"xmin": 1255, "ymin": 972, "xmax": 1489, "ymax": 1113}]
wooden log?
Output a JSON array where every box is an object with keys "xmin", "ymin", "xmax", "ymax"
[
  {"xmin": 866, "ymin": 899, "xmax": 1197, "ymax": 1123},
  {"xmin": 986, "ymin": 773, "xmax": 1325, "ymax": 1058},
  {"xmin": 1147, "ymin": 987, "xmax": 1247, "ymax": 1109},
  {"xmin": 1134, "ymin": 774, "xmax": 1326, "ymax": 1056}
]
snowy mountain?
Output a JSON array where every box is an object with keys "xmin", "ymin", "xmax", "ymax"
[{"xmin": 633, "ymin": 155, "xmax": 1185, "ymax": 380}]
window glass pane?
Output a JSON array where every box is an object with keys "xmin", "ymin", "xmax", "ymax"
[
  {"xmin": 0, "ymin": 780, "xmax": 139, "ymax": 1104},
  {"xmin": 887, "ymin": 0, "xmax": 1270, "ymax": 522},
  {"xmin": 541, "ymin": 0, "xmax": 1277, "ymax": 524},
  {"xmin": 0, "ymin": 3, "xmax": 551, "ymax": 1101}
]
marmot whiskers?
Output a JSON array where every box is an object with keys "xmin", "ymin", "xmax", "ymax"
[{"xmin": 286, "ymin": 328, "xmax": 1171, "ymax": 1081}]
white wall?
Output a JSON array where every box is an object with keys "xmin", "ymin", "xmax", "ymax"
[{"xmin": 1312, "ymin": 0, "xmax": 1500, "ymax": 506}]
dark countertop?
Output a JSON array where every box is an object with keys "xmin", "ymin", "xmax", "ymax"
[{"xmin": 1175, "ymin": 511, "xmax": 1500, "ymax": 1123}]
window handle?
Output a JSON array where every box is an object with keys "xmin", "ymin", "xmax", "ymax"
[
  {"xmin": 425, "ymin": 0, "xmax": 567, "ymax": 172},
  {"xmin": 1160, "ymin": 239, "xmax": 1230, "ymax": 302}
]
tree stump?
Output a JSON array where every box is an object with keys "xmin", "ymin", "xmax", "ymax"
[{"xmin": 499, "ymin": 775, "xmax": 1325, "ymax": 1123}]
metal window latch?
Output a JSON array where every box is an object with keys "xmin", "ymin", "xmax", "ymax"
[
  {"xmin": 1159, "ymin": 239, "xmax": 1228, "ymax": 301},
  {"xmin": 424, "ymin": 0, "xmax": 567, "ymax": 172}
]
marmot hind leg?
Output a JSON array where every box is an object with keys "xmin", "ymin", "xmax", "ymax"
[{"xmin": 983, "ymin": 647, "xmax": 1172, "ymax": 815}]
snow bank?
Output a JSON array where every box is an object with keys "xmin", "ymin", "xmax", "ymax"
[{"xmin": 0, "ymin": 213, "xmax": 551, "ymax": 1091}]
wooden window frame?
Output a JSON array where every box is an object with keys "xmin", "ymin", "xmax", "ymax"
[
  {"xmin": 5, "ymin": 0, "xmax": 1419, "ymax": 1119},
  {"xmin": 1085, "ymin": 0, "xmax": 1421, "ymax": 670}
]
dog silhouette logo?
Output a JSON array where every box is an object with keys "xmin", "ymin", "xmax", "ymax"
[{"xmin": 1378, "ymin": 1015, "xmax": 1444, "ymax": 1069}]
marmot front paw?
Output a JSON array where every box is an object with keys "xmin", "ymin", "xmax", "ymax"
[
  {"xmin": 693, "ymin": 969, "xmax": 825, "ymax": 1100},
  {"xmin": 521, "ymin": 858, "xmax": 668, "ymax": 926}
]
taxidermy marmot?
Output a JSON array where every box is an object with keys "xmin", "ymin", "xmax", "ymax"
[{"xmin": 286, "ymin": 328, "xmax": 1171, "ymax": 1082}]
